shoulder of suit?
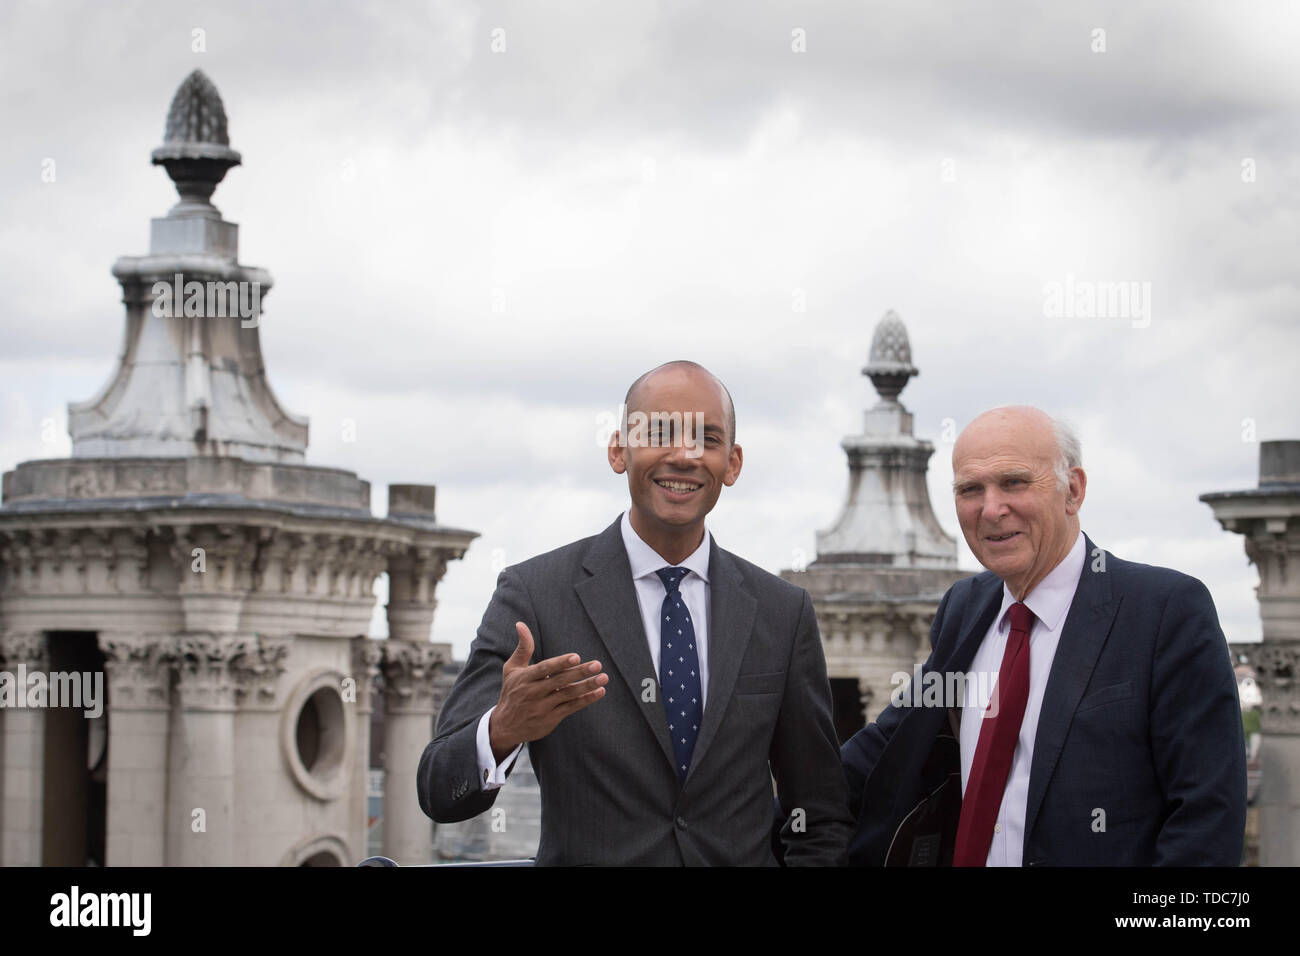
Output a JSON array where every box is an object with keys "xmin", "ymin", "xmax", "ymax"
[
  {"xmin": 944, "ymin": 568, "xmax": 998, "ymax": 604},
  {"xmin": 1087, "ymin": 545, "xmax": 1210, "ymax": 597},
  {"xmin": 943, "ymin": 546, "xmax": 1212, "ymax": 604},
  {"xmin": 501, "ymin": 529, "xmax": 607, "ymax": 584},
  {"xmin": 718, "ymin": 547, "xmax": 809, "ymax": 605}
]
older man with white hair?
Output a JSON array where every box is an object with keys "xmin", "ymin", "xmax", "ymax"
[{"xmin": 841, "ymin": 405, "xmax": 1246, "ymax": 866}]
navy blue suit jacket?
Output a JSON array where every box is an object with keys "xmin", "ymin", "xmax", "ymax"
[{"xmin": 841, "ymin": 535, "xmax": 1247, "ymax": 866}]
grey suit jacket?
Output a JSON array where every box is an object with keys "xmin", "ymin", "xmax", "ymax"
[{"xmin": 417, "ymin": 515, "xmax": 852, "ymax": 865}]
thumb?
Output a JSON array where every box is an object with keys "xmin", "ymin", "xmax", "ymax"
[{"xmin": 507, "ymin": 621, "xmax": 534, "ymax": 667}]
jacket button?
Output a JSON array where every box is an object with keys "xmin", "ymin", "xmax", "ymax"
[{"xmin": 675, "ymin": 816, "xmax": 688, "ymax": 830}]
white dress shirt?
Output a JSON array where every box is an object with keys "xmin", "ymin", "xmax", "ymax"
[
  {"xmin": 958, "ymin": 530, "xmax": 1086, "ymax": 866},
  {"xmin": 475, "ymin": 510, "xmax": 712, "ymax": 791}
]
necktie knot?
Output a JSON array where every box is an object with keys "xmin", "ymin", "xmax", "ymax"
[
  {"xmin": 1008, "ymin": 601, "xmax": 1034, "ymax": 635},
  {"xmin": 656, "ymin": 566, "xmax": 688, "ymax": 595}
]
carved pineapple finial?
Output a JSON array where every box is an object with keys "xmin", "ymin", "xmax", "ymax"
[
  {"xmin": 863, "ymin": 310, "xmax": 919, "ymax": 404},
  {"xmin": 150, "ymin": 70, "xmax": 242, "ymax": 214}
]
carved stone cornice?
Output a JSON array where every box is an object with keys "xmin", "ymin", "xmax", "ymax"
[
  {"xmin": 100, "ymin": 633, "xmax": 175, "ymax": 711},
  {"xmin": 387, "ymin": 545, "xmax": 449, "ymax": 606},
  {"xmin": 175, "ymin": 633, "xmax": 250, "ymax": 710},
  {"xmin": 0, "ymin": 631, "xmax": 47, "ymax": 669},
  {"xmin": 1247, "ymin": 642, "xmax": 1300, "ymax": 735},
  {"xmin": 231, "ymin": 636, "xmax": 291, "ymax": 708},
  {"xmin": 1243, "ymin": 528, "xmax": 1300, "ymax": 593},
  {"xmin": 170, "ymin": 523, "xmax": 254, "ymax": 594},
  {"xmin": 0, "ymin": 515, "xmax": 463, "ymax": 618},
  {"xmin": 382, "ymin": 642, "xmax": 450, "ymax": 716}
]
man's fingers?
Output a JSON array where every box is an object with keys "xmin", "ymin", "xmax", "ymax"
[
  {"xmin": 553, "ymin": 684, "xmax": 607, "ymax": 718},
  {"xmin": 538, "ymin": 659, "xmax": 603, "ymax": 686},
  {"xmin": 523, "ymin": 652, "xmax": 593, "ymax": 682},
  {"xmin": 549, "ymin": 672, "xmax": 609, "ymax": 701}
]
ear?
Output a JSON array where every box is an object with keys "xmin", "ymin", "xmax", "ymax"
[
  {"xmin": 608, "ymin": 430, "xmax": 627, "ymax": 475},
  {"xmin": 1065, "ymin": 467, "xmax": 1086, "ymax": 515},
  {"xmin": 723, "ymin": 443, "xmax": 743, "ymax": 486}
]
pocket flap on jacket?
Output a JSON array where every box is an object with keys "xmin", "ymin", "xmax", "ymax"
[
  {"xmin": 1076, "ymin": 680, "xmax": 1134, "ymax": 713},
  {"xmin": 734, "ymin": 670, "xmax": 785, "ymax": 695}
]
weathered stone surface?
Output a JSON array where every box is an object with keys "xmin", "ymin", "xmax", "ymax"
[
  {"xmin": 0, "ymin": 71, "xmax": 476, "ymax": 867},
  {"xmin": 784, "ymin": 311, "xmax": 972, "ymax": 728},
  {"xmin": 1204, "ymin": 440, "xmax": 1300, "ymax": 865},
  {"xmin": 814, "ymin": 312, "xmax": 959, "ymax": 569}
]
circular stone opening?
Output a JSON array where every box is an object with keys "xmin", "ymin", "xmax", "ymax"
[
  {"xmin": 299, "ymin": 850, "xmax": 343, "ymax": 867},
  {"xmin": 281, "ymin": 670, "xmax": 353, "ymax": 801},
  {"xmin": 294, "ymin": 686, "xmax": 345, "ymax": 779}
]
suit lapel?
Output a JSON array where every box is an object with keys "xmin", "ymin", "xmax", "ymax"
[
  {"xmin": 952, "ymin": 574, "xmax": 1005, "ymax": 673},
  {"xmin": 574, "ymin": 518, "xmax": 677, "ymax": 772},
  {"xmin": 884, "ymin": 577, "xmax": 1002, "ymax": 865},
  {"xmin": 1022, "ymin": 535, "xmax": 1120, "ymax": 851},
  {"xmin": 887, "ymin": 573, "xmax": 999, "ymax": 809},
  {"xmin": 685, "ymin": 538, "xmax": 757, "ymax": 785}
]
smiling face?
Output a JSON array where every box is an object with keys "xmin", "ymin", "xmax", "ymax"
[
  {"xmin": 608, "ymin": 364, "xmax": 742, "ymax": 564},
  {"xmin": 951, "ymin": 407, "xmax": 1086, "ymax": 600}
]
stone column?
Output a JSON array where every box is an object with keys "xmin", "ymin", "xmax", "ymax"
[
  {"xmin": 381, "ymin": 641, "xmax": 450, "ymax": 865},
  {"xmin": 350, "ymin": 637, "xmax": 384, "ymax": 861},
  {"xmin": 1202, "ymin": 440, "xmax": 1300, "ymax": 866},
  {"xmin": 100, "ymin": 633, "xmax": 174, "ymax": 866},
  {"xmin": 0, "ymin": 632, "xmax": 46, "ymax": 865},
  {"xmin": 386, "ymin": 547, "xmax": 446, "ymax": 642},
  {"xmin": 1249, "ymin": 641, "xmax": 1300, "ymax": 865},
  {"xmin": 166, "ymin": 634, "xmax": 245, "ymax": 865}
]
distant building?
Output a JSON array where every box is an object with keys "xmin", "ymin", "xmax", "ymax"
[
  {"xmin": 1203, "ymin": 440, "xmax": 1300, "ymax": 866},
  {"xmin": 0, "ymin": 71, "xmax": 475, "ymax": 866},
  {"xmin": 782, "ymin": 311, "xmax": 971, "ymax": 740}
]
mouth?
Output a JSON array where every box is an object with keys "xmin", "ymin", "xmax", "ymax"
[
  {"xmin": 654, "ymin": 477, "xmax": 704, "ymax": 498},
  {"xmin": 984, "ymin": 531, "xmax": 1022, "ymax": 545}
]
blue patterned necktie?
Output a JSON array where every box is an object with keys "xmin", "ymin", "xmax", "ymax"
[{"xmin": 657, "ymin": 567, "xmax": 702, "ymax": 782}]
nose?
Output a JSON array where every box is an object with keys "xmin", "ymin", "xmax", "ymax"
[
  {"xmin": 981, "ymin": 487, "xmax": 1011, "ymax": 524},
  {"xmin": 665, "ymin": 438, "xmax": 695, "ymax": 467}
]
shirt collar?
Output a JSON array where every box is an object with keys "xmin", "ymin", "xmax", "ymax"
[
  {"xmin": 995, "ymin": 530, "xmax": 1086, "ymax": 633},
  {"xmin": 620, "ymin": 509, "xmax": 711, "ymax": 584}
]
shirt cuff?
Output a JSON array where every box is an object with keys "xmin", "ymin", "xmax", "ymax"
[{"xmin": 476, "ymin": 706, "xmax": 523, "ymax": 791}]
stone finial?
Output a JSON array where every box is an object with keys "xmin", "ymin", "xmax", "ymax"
[
  {"xmin": 162, "ymin": 69, "xmax": 231, "ymax": 145},
  {"xmin": 863, "ymin": 310, "xmax": 919, "ymax": 404},
  {"xmin": 150, "ymin": 70, "xmax": 242, "ymax": 214}
]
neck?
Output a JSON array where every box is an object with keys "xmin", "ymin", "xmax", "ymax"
[{"xmin": 629, "ymin": 510, "xmax": 705, "ymax": 566}]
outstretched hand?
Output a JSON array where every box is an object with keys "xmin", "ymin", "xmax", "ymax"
[{"xmin": 488, "ymin": 622, "xmax": 607, "ymax": 761}]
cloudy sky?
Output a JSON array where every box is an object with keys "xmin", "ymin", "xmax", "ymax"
[{"xmin": 2, "ymin": 0, "xmax": 1297, "ymax": 658}]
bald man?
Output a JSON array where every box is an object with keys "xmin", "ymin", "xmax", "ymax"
[
  {"xmin": 418, "ymin": 361, "xmax": 851, "ymax": 865},
  {"xmin": 841, "ymin": 406, "xmax": 1246, "ymax": 866}
]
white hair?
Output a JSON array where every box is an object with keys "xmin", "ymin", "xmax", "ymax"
[{"xmin": 1052, "ymin": 418, "xmax": 1082, "ymax": 492}]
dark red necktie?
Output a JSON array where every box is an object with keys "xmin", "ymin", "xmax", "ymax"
[{"xmin": 953, "ymin": 601, "xmax": 1034, "ymax": 867}]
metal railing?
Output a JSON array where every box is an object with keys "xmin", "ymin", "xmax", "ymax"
[{"xmin": 358, "ymin": 855, "xmax": 534, "ymax": 867}]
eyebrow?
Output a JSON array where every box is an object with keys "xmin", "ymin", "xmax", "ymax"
[{"xmin": 952, "ymin": 468, "xmax": 1034, "ymax": 490}]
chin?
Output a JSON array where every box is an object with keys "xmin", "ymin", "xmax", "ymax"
[
  {"xmin": 651, "ymin": 507, "xmax": 699, "ymax": 526},
  {"xmin": 980, "ymin": 555, "xmax": 1021, "ymax": 578}
]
